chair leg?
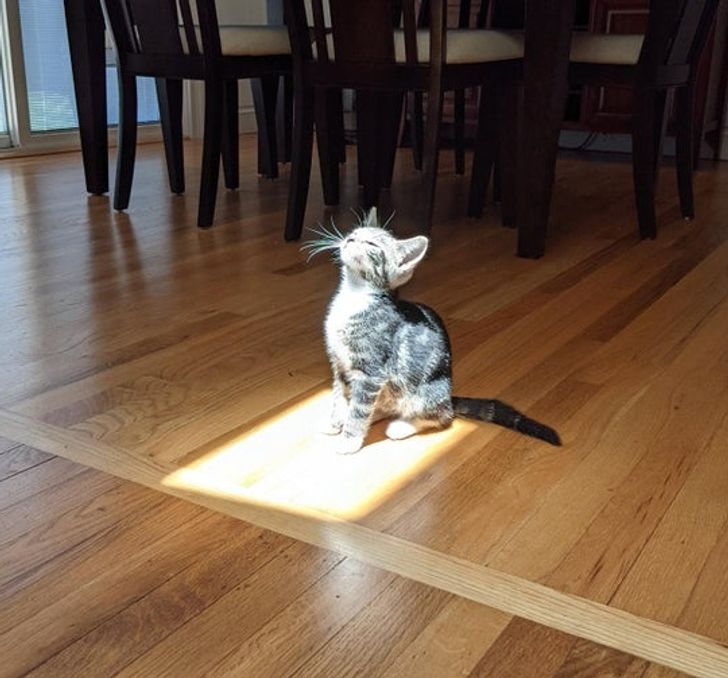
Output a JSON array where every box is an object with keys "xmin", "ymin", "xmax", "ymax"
[
  {"xmin": 499, "ymin": 80, "xmax": 520, "ymax": 228},
  {"xmin": 379, "ymin": 92, "xmax": 404, "ymax": 191},
  {"xmin": 155, "ymin": 78, "xmax": 184, "ymax": 195},
  {"xmin": 468, "ymin": 83, "xmax": 498, "ymax": 218},
  {"xmin": 315, "ymin": 88, "xmax": 341, "ymax": 206},
  {"xmin": 221, "ymin": 80, "xmax": 239, "ymax": 190},
  {"xmin": 276, "ymin": 73, "xmax": 293, "ymax": 164},
  {"xmin": 285, "ymin": 83, "xmax": 315, "ymax": 241},
  {"xmin": 631, "ymin": 88, "xmax": 667, "ymax": 240},
  {"xmin": 252, "ymin": 76, "xmax": 279, "ymax": 179},
  {"xmin": 675, "ymin": 84, "xmax": 695, "ymax": 221},
  {"xmin": 454, "ymin": 88, "xmax": 466, "ymax": 176},
  {"xmin": 331, "ymin": 88, "xmax": 347, "ymax": 164},
  {"xmin": 113, "ymin": 72, "xmax": 137, "ymax": 211},
  {"xmin": 198, "ymin": 79, "xmax": 223, "ymax": 228},
  {"xmin": 356, "ymin": 90, "xmax": 380, "ymax": 208},
  {"xmin": 421, "ymin": 83, "xmax": 444, "ymax": 233},
  {"xmin": 492, "ymin": 155, "xmax": 502, "ymax": 203},
  {"xmin": 410, "ymin": 91, "xmax": 424, "ymax": 171}
]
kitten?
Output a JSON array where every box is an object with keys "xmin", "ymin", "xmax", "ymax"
[{"xmin": 305, "ymin": 208, "xmax": 561, "ymax": 455}]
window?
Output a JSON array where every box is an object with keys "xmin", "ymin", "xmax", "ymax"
[
  {"xmin": 0, "ymin": 0, "xmax": 160, "ymax": 149},
  {"xmin": 0, "ymin": 52, "xmax": 8, "ymax": 136}
]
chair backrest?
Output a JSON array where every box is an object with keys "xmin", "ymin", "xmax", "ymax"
[
  {"xmin": 101, "ymin": 0, "xmax": 222, "ymax": 63},
  {"xmin": 417, "ymin": 0, "xmax": 491, "ymax": 29},
  {"xmin": 667, "ymin": 0, "xmax": 720, "ymax": 66},
  {"xmin": 285, "ymin": 0, "xmax": 446, "ymax": 67},
  {"xmin": 638, "ymin": 0, "xmax": 719, "ymax": 75}
]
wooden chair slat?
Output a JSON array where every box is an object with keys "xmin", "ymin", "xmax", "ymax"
[
  {"xmin": 428, "ymin": 0, "xmax": 446, "ymax": 67},
  {"xmin": 329, "ymin": 0, "xmax": 396, "ymax": 64},
  {"xmin": 402, "ymin": 0, "xmax": 418, "ymax": 64},
  {"xmin": 100, "ymin": 0, "xmax": 138, "ymax": 55},
  {"xmin": 668, "ymin": 0, "xmax": 720, "ymax": 65},
  {"xmin": 458, "ymin": 0, "xmax": 472, "ymax": 28},
  {"xmin": 311, "ymin": 0, "xmax": 329, "ymax": 62},
  {"xmin": 178, "ymin": 0, "xmax": 200, "ymax": 56},
  {"xmin": 195, "ymin": 0, "xmax": 223, "ymax": 59},
  {"xmin": 476, "ymin": 0, "xmax": 490, "ymax": 29},
  {"xmin": 127, "ymin": 0, "xmax": 184, "ymax": 54}
]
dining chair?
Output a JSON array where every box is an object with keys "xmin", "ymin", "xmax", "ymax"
[
  {"xmin": 408, "ymin": 0, "xmax": 490, "ymax": 175},
  {"xmin": 101, "ymin": 0, "xmax": 291, "ymax": 227},
  {"xmin": 283, "ymin": 0, "xmax": 524, "ymax": 241},
  {"xmin": 567, "ymin": 0, "xmax": 720, "ymax": 238},
  {"xmin": 470, "ymin": 0, "xmax": 719, "ymax": 241}
]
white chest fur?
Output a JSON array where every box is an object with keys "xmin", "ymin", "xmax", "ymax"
[{"xmin": 325, "ymin": 272, "xmax": 377, "ymax": 368}]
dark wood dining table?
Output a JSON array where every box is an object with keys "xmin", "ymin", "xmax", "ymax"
[{"xmin": 64, "ymin": 0, "xmax": 576, "ymax": 258}]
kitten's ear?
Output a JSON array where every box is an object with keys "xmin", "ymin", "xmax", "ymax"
[
  {"xmin": 363, "ymin": 207, "xmax": 378, "ymax": 227},
  {"xmin": 397, "ymin": 236, "xmax": 429, "ymax": 274}
]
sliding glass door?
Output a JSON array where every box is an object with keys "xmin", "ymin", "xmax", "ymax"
[{"xmin": 0, "ymin": 0, "xmax": 159, "ymax": 151}]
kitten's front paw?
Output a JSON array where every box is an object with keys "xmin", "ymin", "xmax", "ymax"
[
  {"xmin": 320, "ymin": 420, "xmax": 343, "ymax": 436},
  {"xmin": 336, "ymin": 435, "xmax": 364, "ymax": 455}
]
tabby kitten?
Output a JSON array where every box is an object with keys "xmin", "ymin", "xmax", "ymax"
[{"xmin": 305, "ymin": 208, "xmax": 561, "ymax": 455}]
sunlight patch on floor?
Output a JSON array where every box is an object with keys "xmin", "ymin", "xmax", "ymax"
[{"xmin": 162, "ymin": 389, "xmax": 478, "ymax": 521}]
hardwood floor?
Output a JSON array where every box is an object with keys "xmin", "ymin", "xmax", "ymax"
[
  {"xmin": 1, "ymin": 137, "xmax": 727, "ymax": 676},
  {"xmin": 0, "ymin": 450, "xmax": 688, "ymax": 678}
]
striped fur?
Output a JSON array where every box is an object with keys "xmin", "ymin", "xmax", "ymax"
[
  {"xmin": 314, "ymin": 209, "xmax": 561, "ymax": 454},
  {"xmin": 452, "ymin": 398, "xmax": 561, "ymax": 446}
]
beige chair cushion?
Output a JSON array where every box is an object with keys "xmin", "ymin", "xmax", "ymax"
[
  {"xmin": 315, "ymin": 29, "xmax": 523, "ymax": 64},
  {"xmin": 569, "ymin": 33, "xmax": 644, "ymax": 65},
  {"xmin": 397, "ymin": 29, "xmax": 524, "ymax": 63},
  {"xmin": 180, "ymin": 25, "xmax": 291, "ymax": 56}
]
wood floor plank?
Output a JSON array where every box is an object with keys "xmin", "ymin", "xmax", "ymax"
[
  {"xmin": 0, "ymin": 456, "xmax": 90, "ymax": 512},
  {"xmin": 2, "ymin": 141, "xmax": 728, "ymax": 677},
  {"xmin": 1, "ymin": 408, "xmax": 727, "ymax": 678},
  {"xmin": 374, "ymin": 598, "xmax": 512, "ymax": 678},
  {"xmin": 25, "ymin": 524, "xmax": 291, "ymax": 678},
  {"xmin": 609, "ymin": 412, "xmax": 728, "ymax": 640},
  {"xmin": 544, "ymin": 334, "xmax": 728, "ymax": 602},
  {"xmin": 206, "ymin": 558, "xmax": 396, "ymax": 678},
  {"xmin": 0, "ymin": 480, "xmax": 160, "ymax": 599},
  {"xmin": 485, "ymin": 271, "xmax": 728, "ymax": 584},
  {"xmin": 467, "ymin": 618, "xmax": 578, "ymax": 677},
  {"xmin": 1, "ymin": 458, "xmax": 684, "ymax": 678},
  {"xmin": 0, "ymin": 506, "xmax": 229, "ymax": 675},
  {"xmin": 116, "ymin": 542, "xmax": 345, "ymax": 678},
  {"xmin": 553, "ymin": 638, "xmax": 651, "ymax": 678},
  {"xmin": 0, "ymin": 466, "xmax": 121, "ymax": 555},
  {"xmin": 292, "ymin": 577, "xmax": 451, "ymax": 678},
  {"xmin": 0, "ymin": 444, "xmax": 51, "ymax": 481}
]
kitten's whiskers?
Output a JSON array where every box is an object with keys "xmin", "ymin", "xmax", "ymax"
[{"xmin": 301, "ymin": 222, "xmax": 344, "ymax": 262}]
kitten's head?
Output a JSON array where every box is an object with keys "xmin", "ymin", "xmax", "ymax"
[{"xmin": 338, "ymin": 209, "xmax": 429, "ymax": 290}]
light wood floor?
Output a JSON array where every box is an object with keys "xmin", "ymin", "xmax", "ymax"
[
  {"xmin": 1, "ymin": 136, "xmax": 728, "ymax": 677},
  {"xmin": 1, "ymin": 448, "xmax": 687, "ymax": 677}
]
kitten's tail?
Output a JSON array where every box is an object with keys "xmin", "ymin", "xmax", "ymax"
[{"xmin": 452, "ymin": 397, "xmax": 561, "ymax": 446}]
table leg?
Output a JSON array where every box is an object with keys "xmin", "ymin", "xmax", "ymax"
[
  {"xmin": 516, "ymin": 0, "xmax": 575, "ymax": 258},
  {"xmin": 64, "ymin": 0, "xmax": 108, "ymax": 195}
]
